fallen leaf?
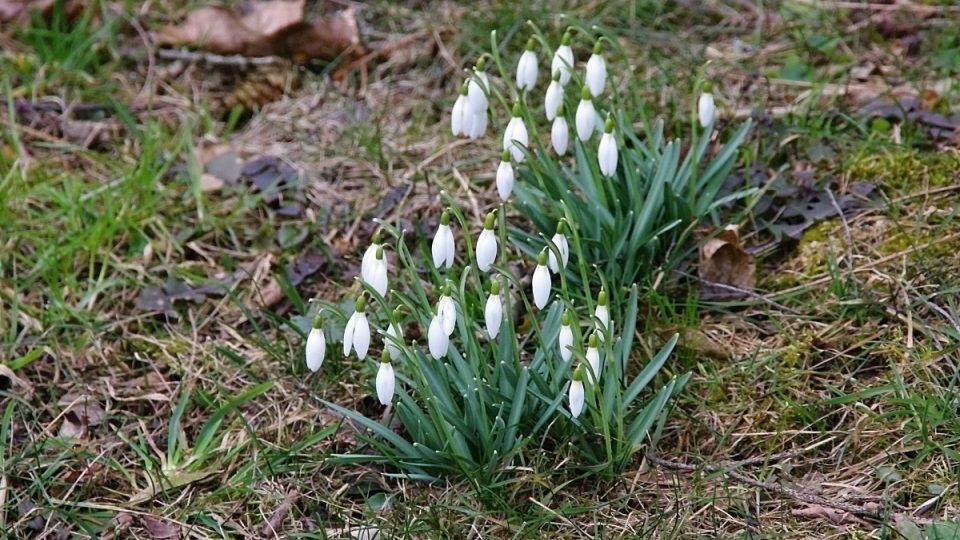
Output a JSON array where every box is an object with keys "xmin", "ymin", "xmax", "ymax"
[
  {"xmin": 791, "ymin": 504, "xmax": 867, "ymax": 525},
  {"xmin": 57, "ymin": 393, "xmax": 106, "ymax": 439},
  {"xmin": 0, "ymin": 0, "xmax": 82, "ymax": 24},
  {"xmin": 155, "ymin": 1, "xmax": 364, "ymax": 64},
  {"xmin": 894, "ymin": 515, "xmax": 925, "ymax": 540},
  {"xmin": 205, "ymin": 151, "xmax": 244, "ymax": 185},
  {"xmin": 200, "ymin": 173, "xmax": 224, "ymax": 193},
  {"xmin": 0, "ymin": 364, "xmax": 33, "ymax": 396},
  {"xmin": 136, "ymin": 277, "xmax": 225, "ymax": 314},
  {"xmin": 698, "ymin": 225, "xmax": 756, "ymax": 299},
  {"xmin": 140, "ymin": 515, "xmax": 181, "ymax": 539}
]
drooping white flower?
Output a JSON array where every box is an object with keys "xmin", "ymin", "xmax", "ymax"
[
  {"xmin": 376, "ymin": 351, "xmax": 395, "ymax": 406},
  {"xmin": 545, "ymin": 71, "xmax": 563, "ymax": 120},
  {"xmin": 485, "ymin": 281, "xmax": 503, "ymax": 339},
  {"xmin": 502, "ymin": 103, "xmax": 529, "ymax": 162},
  {"xmin": 451, "ymin": 83, "xmax": 472, "ymax": 137},
  {"xmin": 585, "ymin": 42, "xmax": 607, "ymax": 97},
  {"xmin": 385, "ymin": 315, "xmax": 402, "ymax": 361},
  {"xmin": 516, "ymin": 39, "xmax": 538, "ymax": 91},
  {"xmin": 575, "ymin": 86, "xmax": 597, "ymax": 141},
  {"xmin": 468, "ymin": 62, "xmax": 489, "ymax": 113},
  {"xmin": 585, "ymin": 334, "xmax": 601, "ymax": 380},
  {"xmin": 598, "ymin": 115, "xmax": 618, "ymax": 177},
  {"xmin": 437, "ymin": 284, "xmax": 457, "ymax": 336},
  {"xmin": 496, "ymin": 151, "xmax": 514, "ymax": 201},
  {"xmin": 551, "ymin": 31, "xmax": 574, "ymax": 86},
  {"xmin": 367, "ymin": 246, "xmax": 388, "ymax": 297},
  {"xmin": 431, "ymin": 211, "xmax": 456, "ymax": 269},
  {"xmin": 360, "ymin": 230, "xmax": 382, "ymax": 285},
  {"xmin": 558, "ymin": 311, "xmax": 574, "ymax": 362},
  {"xmin": 305, "ymin": 315, "xmax": 326, "ymax": 372},
  {"xmin": 595, "ymin": 288, "xmax": 610, "ymax": 341},
  {"xmin": 475, "ymin": 211, "xmax": 498, "ymax": 272},
  {"xmin": 428, "ymin": 315, "xmax": 449, "ymax": 359},
  {"xmin": 343, "ymin": 296, "xmax": 371, "ymax": 359},
  {"xmin": 468, "ymin": 107, "xmax": 487, "ymax": 139},
  {"xmin": 569, "ymin": 366, "xmax": 585, "ymax": 418},
  {"xmin": 698, "ymin": 83, "xmax": 716, "ymax": 128},
  {"xmin": 532, "ymin": 249, "xmax": 551, "ymax": 310},
  {"xmin": 548, "ymin": 220, "xmax": 569, "ymax": 273},
  {"xmin": 551, "ymin": 113, "xmax": 569, "ymax": 156}
]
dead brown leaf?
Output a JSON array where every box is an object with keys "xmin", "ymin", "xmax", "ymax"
[
  {"xmin": 0, "ymin": 364, "xmax": 33, "ymax": 397},
  {"xmin": 698, "ymin": 225, "xmax": 756, "ymax": 299},
  {"xmin": 57, "ymin": 393, "xmax": 106, "ymax": 440},
  {"xmin": 140, "ymin": 515, "xmax": 181, "ymax": 539},
  {"xmin": 155, "ymin": 2, "xmax": 364, "ymax": 64},
  {"xmin": 791, "ymin": 504, "xmax": 867, "ymax": 525}
]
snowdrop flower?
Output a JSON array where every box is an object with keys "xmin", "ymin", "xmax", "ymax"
[
  {"xmin": 585, "ymin": 41, "xmax": 607, "ymax": 97},
  {"xmin": 476, "ymin": 211, "xmax": 498, "ymax": 272},
  {"xmin": 598, "ymin": 114, "xmax": 618, "ymax": 177},
  {"xmin": 558, "ymin": 311, "xmax": 574, "ymax": 362},
  {"xmin": 376, "ymin": 350, "xmax": 395, "ymax": 406},
  {"xmin": 545, "ymin": 71, "xmax": 563, "ymax": 121},
  {"xmin": 496, "ymin": 151, "xmax": 514, "ymax": 201},
  {"xmin": 595, "ymin": 288, "xmax": 610, "ymax": 341},
  {"xmin": 548, "ymin": 219, "xmax": 569, "ymax": 273},
  {"xmin": 451, "ymin": 82, "xmax": 472, "ymax": 137},
  {"xmin": 366, "ymin": 246, "xmax": 388, "ymax": 297},
  {"xmin": 569, "ymin": 365, "xmax": 585, "ymax": 418},
  {"xmin": 585, "ymin": 334, "xmax": 601, "ymax": 380},
  {"xmin": 575, "ymin": 85, "xmax": 597, "ymax": 141},
  {"xmin": 485, "ymin": 280, "xmax": 503, "ymax": 339},
  {"xmin": 551, "ymin": 104, "xmax": 569, "ymax": 156},
  {"xmin": 305, "ymin": 315, "xmax": 326, "ymax": 372},
  {"xmin": 502, "ymin": 102, "xmax": 529, "ymax": 162},
  {"xmin": 343, "ymin": 296, "xmax": 371, "ymax": 359},
  {"xmin": 698, "ymin": 82, "xmax": 716, "ymax": 128},
  {"xmin": 468, "ymin": 106, "xmax": 487, "ymax": 139},
  {"xmin": 437, "ymin": 283, "xmax": 457, "ymax": 336},
  {"xmin": 468, "ymin": 58, "xmax": 489, "ymax": 113},
  {"xmin": 532, "ymin": 249, "xmax": 551, "ymax": 309},
  {"xmin": 385, "ymin": 309, "xmax": 402, "ymax": 361},
  {"xmin": 428, "ymin": 314, "xmax": 449, "ymax": 359},
  {"xmin": 516, "ymin": 38, "xmax": 538, "ymax": 91},
  {"xmin": 431, "ymin": 210, "xmax": 456, "ymax": 269},
  {"xmin": 360, "ymin": 230, "xmax": 382, "ymax": 286},
  {"xmin": 551, "ymin": 31, "xmax": 574, "ymax": 86}
]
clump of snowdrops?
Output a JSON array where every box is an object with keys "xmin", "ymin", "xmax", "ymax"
[{"xmin": 299, "ymin": 22, "xmax": 757, "ymax": 481}]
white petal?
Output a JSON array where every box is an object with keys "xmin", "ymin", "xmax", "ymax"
[
  {"xmin": 442, "ymin": 226, "xmax": 455, "ymax": 268},
  {"xmin": 428, "ymin": 316, "xmax": 449, "ymax": 359},
  {"xmin": 353, "ymin": 313, "xmax": 370, "ymax": 360},
  {"xmin": 598, "ymin": 132, "xmax": 618, "ymax": 176},
  {"xmin": 516, "ymin": 50, "xmax": 538, "ymax": 91},
  {"xmin": 575, "ymin": 99, "xmax": 596, "ymax": 141},
  {"xmin": 551, "ymin": 45, "xmax": 574, "ymax": 86},
  {"xmin": 569, "ymin": 380, "xmax": 584, "ymax": 418},
  {"xmin": 468, "ymin": 72, "xmax": 488, "ymax": 112},
  {"xmin": 386, "ymin": 323, "xmax": 402, "ymax": 360},
  {"xmin": 532, "ymin": 264, "xmax": 551, "ymax": 309},
  {"xmin": 476, "ymin": 229, "xmax": 497, "ymax": 272},
  {"xmin": 485, "ymin": 293, "xmax": 502, "ymax": 339},
  {"xmin": 548, "ymin": 233, "xmax": 569, "ymax": 273},
  {"xmin": 558, "ymin": 325, "xmax": 573, "ymax": 361},
  {"xmin": 585, "ymin": 54, "xmax": 607, "ymax": 97},
  {"xmin": 595, "ymin": 305, "xmax": 610, "ymax": 340},
  {"xmin": 343, "ymin": 312, "xmax": 357, "ymax": 356},
  {"xmin": 369, "ymin": 258, "xmax": 388, "ymax": 297},
  {"xmin": 451, "ymin": 95, "xmax": 467, "ymax": 136},
  {"xmin": 586, "ymin": 347, "xmax": 600, "ymax": 380},
  {"xmin": 468, "ymin": 109, "xmax": 487, "ymax": 139},
  {"xmin": 376, "ymin": 362, "xmax": 395, "ymax": 406},
  {"xmin": 305, "ymin": 328, "xmax": 326, "ymax": 372},
  {"xmin": 503, "ymin": 117, "xmax": 528, "ymax": 162},
  {"xmin": 496, "ymin": 160, "xmax": 514, "ymax": 201},
  {"xmin": 699, "ymin": 92, "xmax": 716, "ymax": 128},
  {"xmin": 432, "ymin": 224, "xmax": 450, "ymax": 269},
  {"xmin": 438, "ymin": 295, "xmax": 456, "ymax": 336},
  {"xmin": 360, "ymin": 244, "xmax": 378, "ymax": 283},
  {"xmin": 551, "ymin": 116, "xmax": 568, "ymax": 156},
  {"xmin": 544, "ymin": 80, "xmax": 562, "ymax": 120}
]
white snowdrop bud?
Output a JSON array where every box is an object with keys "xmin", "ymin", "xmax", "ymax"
[
  {"xmin": 551, "ymin": 105, "xmax": 569, "ymax": 156},
  {"xmin": 484, "ymin": 281, "xmax": 503, "ymax": 339},
  {"xmin": 428, "ymin": 314, "xmax": 449, "ymax": 359},
  {"xmin": 431, "ymin": 211, "xmax": 456, "ymax": 269},
  {"xmin": 575, "ymin": 85, "xmax": 597, "ymax": 142},
  {"xmin": 437, "ymin": 283, "xmax": 457, "ymax": 336},
  {"xmin": 532, "ymin": 249, "xmax": 551, "ymax": 310},
  {"xmin": 558, "ymin": 311, "xmax": 574, "ymax": 362},
  {"xmin": 597, "ymin": 114, "xmax": 618, "ymax": 177},
  {"xmin": 343, "ymin": 296, "xmax": 371, "ymax": 359},
  {"xmin": 451, "ymin": 82, "xmax": 472, "ymax": 137},
  {"xmin": 551, "ymin": 31, "xmax": 574, "ymax": 86},
  {"xmin": 502, "ymin": 102, "xmax": 529, "ymax": 162},
  {"xmin": 585, "ymin": 334, "xmax": 601, "ymax": 381},
  {"xmin": 376, "ymin": 350, "xmax": 395, "ymax": 406},
  {"xmin": 475, "ymin": 211, "xmax": 498, "ymax": 272},
  {"xmin": 585, "ymin": 41, "xmax": 607, "ymax": 97},
  {"xmin": 496, "ymin": 151, "xmax": 514, "ymax": 201},
  {"xmin": 515, "ymin": 38, "xmax": 538, "ymax": 91},
  {"xmin": 305, "ymin": 315, "xmax": 326, "ymax": 372},
  {"xmin": 698, "ymin": 82, "xmax": 716, "ymax": 128},
  {"xmin": 569, "ymin": 366, "xmax": 585, "ymax": 418},
  {"xmin": 545, "ymin": 71, "xmax": 563, "ymax": 121},
  {"xmin": 595, "ymin": 288, "xmax": 611, "ymax": 341},
  {"xmin": 548, "ymin": 219, "xmax": 569, "ymax": 273}
]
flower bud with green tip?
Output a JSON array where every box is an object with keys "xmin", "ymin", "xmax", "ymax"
[
  {"xmin": 516, "ymin": 38, "xmax": 538, "ymax": 91},
  {"xmin": 548, "ymin": 219, "xmax": 570, "ymax": 273},
  {"xmin": 532, "ymin": 249, "xmax": 552, "ymax": 309},
  {"xmin": 551, "ymin": 31, "xmax": 574, "ymax": 86},
  {"xmin": 586, "ymin": 333, "xmax": 601, "ymax": 380},
  {"xmin": 344, "ymin": 296, "xmax": 371, "ymax": 359},
  {"xmin": 598, "ymin": 114, "xmax": 618, "ymax": 177},
  {"xmin": 476, "ymin": 211, "xmax": 498, "ymax": 272},
  {"xmin": 569, "ymin": 365, "xmax": 585, "ymax": 418},
  {"xmin": 502, "ymin": 102, "xmax": 529, "ymax": 162},
  {"xmin": 376, "ymin": 348, "xmax": 395, "ymax": 406},
  {"xmin": 305, "ymin": 314, "xmax": 326, "ymax": 372},
  {"xmin": 431, "ymin": 211, "xmax": 456, "ymax": 269},
  {"xmin": 558, "ymin": 310, "xmax": 574, "ymax": 362},
  {"xmin": 496, "ymin": 150, "xmax": 514, "ymax": 201},
  {"xmin": 485, "ymin": 280, "xmax": 503, "ymax": 340},
  {"xmin": 585, "ymin": 40, "xmax": 607, "ymax": 97},
  {"xmin": 575, "ymin": 85, "xmax": 597, "ymax": 141}
]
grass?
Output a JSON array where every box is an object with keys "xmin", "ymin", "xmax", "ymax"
[{"xmin": 2, "ymin": 0, "xmax": 960, "ymax": 537}]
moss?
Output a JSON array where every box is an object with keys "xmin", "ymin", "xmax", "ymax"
[{"xmin": 847, "ymin": 150, "xmax": 960, "ymax": 192}]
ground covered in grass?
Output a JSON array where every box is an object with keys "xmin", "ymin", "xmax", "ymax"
[{"xmin": 2, "ymin": 0, "xmax": 960, "ymax": 538}]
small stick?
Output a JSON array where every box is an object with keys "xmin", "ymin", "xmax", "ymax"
[
  {"xmin": 673, "ymin": 269, "xmax": 802, "ymax": 315},
  {"xmin": 157, "ymin": 48, "xmax": 283, "ymax": 67},
  {"xmin": 260, "ymin": 490, "xmax": 300, "ymax": 538}
]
